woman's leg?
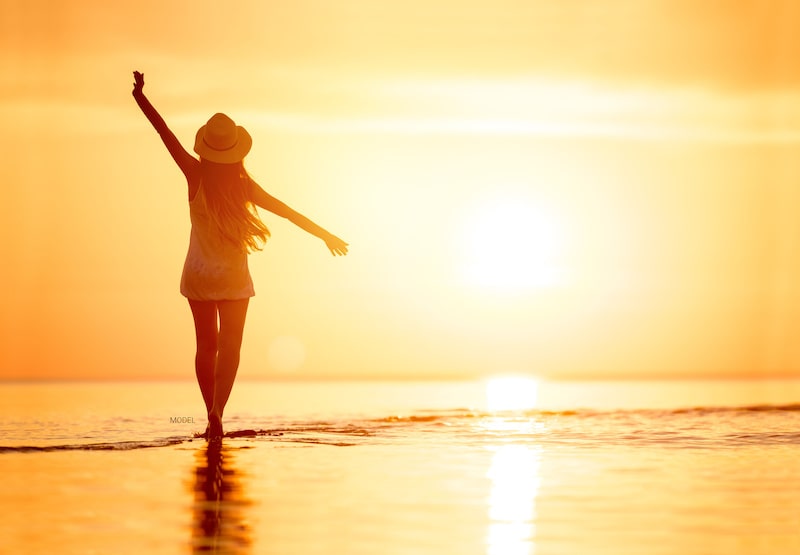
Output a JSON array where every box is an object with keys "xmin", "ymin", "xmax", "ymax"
[
  {"xmin": 188, "ymin": 300, "xmax": 219, "ymax": 415},
  {"xmin": 208, "ymin": 298, "xmax": 250, "ymax": 436}
]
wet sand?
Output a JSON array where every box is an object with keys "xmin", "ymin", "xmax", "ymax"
[
  {"xmin": 4, "ymin": 433, "xmax": 800, "ymax": 555},
  {"xmin": 3, "ymin": 380, "xmax": 800, "ymax": 554}
]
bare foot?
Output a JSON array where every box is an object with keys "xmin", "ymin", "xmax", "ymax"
[{"xmin": 208, "ymin": 413, "xmax": 223, "ymax": 441}]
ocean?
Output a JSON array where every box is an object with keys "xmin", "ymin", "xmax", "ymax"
[{"xmin": 1, "ymin": 379, "xmax": 799, "ymax": 554}]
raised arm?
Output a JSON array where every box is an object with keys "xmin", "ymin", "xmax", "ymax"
[
  {"xmin": 249, "ymin": 180, "xmax": 349, "ymax": 256},
  {"xmin": 131, "ymin": 71, "xmax": 198, "ymax": 178}
]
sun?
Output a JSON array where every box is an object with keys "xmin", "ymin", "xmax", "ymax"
[
  {"xmin": 485, "ymin": 376, "xmax": 540, "ymax": 412},
  {"xmin": 459, "ymin": 194, "xmax": 565, "ymax": 293}
]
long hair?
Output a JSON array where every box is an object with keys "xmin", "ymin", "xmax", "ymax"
[{"xmin": 198, "ymin": 159, "xmax": 270, "ymax": 253}]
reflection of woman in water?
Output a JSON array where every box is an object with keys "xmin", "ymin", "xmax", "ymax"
[
  {"xmin": 132, "ymin": 71, "xmax": 348, "ymax": 440},
  {"xmin": 192, "ymin": 443, "xmax": 251, "ymax": 553}
]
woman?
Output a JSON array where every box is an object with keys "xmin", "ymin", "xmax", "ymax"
[{"xmin": 132, "ymin": 71, "xmax": 348, "ymax": 440}]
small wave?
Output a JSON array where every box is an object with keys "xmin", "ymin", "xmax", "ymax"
[
  {"xmin": 373, "ymin": 408, "xmax": 583, "ymax": 424},
  {"xmin": 723, "ymin": 431, "xmax": 800, "ymax": 446},
  {"xmin": 378, "ymin": 414, "xmax": 464, "ymax": 423},
  {"xmin": 668, "ymin": 403, "xmax": 800, "ymax": 415},
  {"xmin": 372, "ymin": 404, "xmax": 800, "ymax": 424},
  {"xmin": 0, "ymin": 426, "xmax": 369, "ymax": 453},
  {"xmin": 0, "ymin": 437, "xmax": 188, "ymax": 453},
  {"xmin": 3, "ymin": 403, "xmax": 798, "ymax": 453}
]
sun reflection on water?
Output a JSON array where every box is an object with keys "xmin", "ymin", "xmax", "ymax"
[{"xmin": 486, "ymin": 444, "xmax": 542, "ymax": 555}]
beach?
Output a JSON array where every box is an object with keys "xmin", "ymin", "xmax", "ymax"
[
  {"xmin": 4, "ymin": 2, "xmax": 800, "ymax": 553},
  {"xmin": 2, "ymin": 379, "xmax": 800, "ymax": 554}
]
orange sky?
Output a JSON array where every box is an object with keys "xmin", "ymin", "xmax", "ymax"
[{"xmin": 2, "ymin": 0, "xmax": 800, "ymax": 381}]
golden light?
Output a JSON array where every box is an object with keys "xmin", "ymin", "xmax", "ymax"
[
  {"xmin": 486, "ymin": 445, "xmax": 541, "ymax": 555},
  {"xmin": 460, "ymin": 195, "xmax": 565, "ymax": 294},
  {"xmin": 485, "ymin": 376, "xmax": 540, "ymax": 412},
  {"xmin": 267, "ymin": 335, "xmax": 307, "ymax": 373}
]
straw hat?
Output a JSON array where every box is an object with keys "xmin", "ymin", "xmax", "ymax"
[{"xmin": 193, "ymin": 113, "xmax": 252, "ymax": 164}]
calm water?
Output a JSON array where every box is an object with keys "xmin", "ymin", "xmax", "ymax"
[{"xmin": 1, "ymin": 379, "xmax": 799, "ymax": 554}]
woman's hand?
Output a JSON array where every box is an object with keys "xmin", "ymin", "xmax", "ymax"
[
  {"xmin": 325, "ymin": 234, "xmax": 349, "ymax": 256},
  {"xmin": 132, "ymin": 71, "xmax": 144, "ymax": 95}
]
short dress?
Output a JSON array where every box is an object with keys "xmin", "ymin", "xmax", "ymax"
[{"xmin": 180, "ymin": 185, "xmax": 255, "ymax": 301}]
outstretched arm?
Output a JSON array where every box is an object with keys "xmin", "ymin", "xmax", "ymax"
[
  {"xmin": 249, "ymin": 180, "xmax": 349, "ymax": 256},
  {"xmin": 131, "ymin": 71, "xmax": 197, "ymax": 178}
]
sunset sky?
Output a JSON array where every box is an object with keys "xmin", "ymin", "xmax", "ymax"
[{"xmin": 2, "ymin": 0, "xmax": 800, "ymax": 381}]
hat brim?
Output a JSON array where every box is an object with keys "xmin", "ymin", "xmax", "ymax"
[{"xmin": 193, "ymin": 125, "xmax": 252, "ymax": 164}]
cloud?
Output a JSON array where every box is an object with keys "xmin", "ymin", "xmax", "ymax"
[{"xmin": 234, "ymin": 78, "xmax": 800, "ymax": 144}]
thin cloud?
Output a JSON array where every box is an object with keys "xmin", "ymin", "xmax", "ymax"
[{"xmin": 233, "ymin": 79, "xmax": 800, "ymax": 144}]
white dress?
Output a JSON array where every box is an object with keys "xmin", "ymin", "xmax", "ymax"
[{"xmin": 179, "ymin": 184, "xmax": 255, "ymax": 301}]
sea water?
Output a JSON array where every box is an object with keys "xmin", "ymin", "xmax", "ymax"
[{"xmin": 1, "ymin": 379, "xmax": 799, "ymax": 554}]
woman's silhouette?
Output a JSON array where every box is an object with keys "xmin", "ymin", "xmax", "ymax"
[{"xmin": 132, "ymin": 71, "xmax": 348, "ymax": 440}]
